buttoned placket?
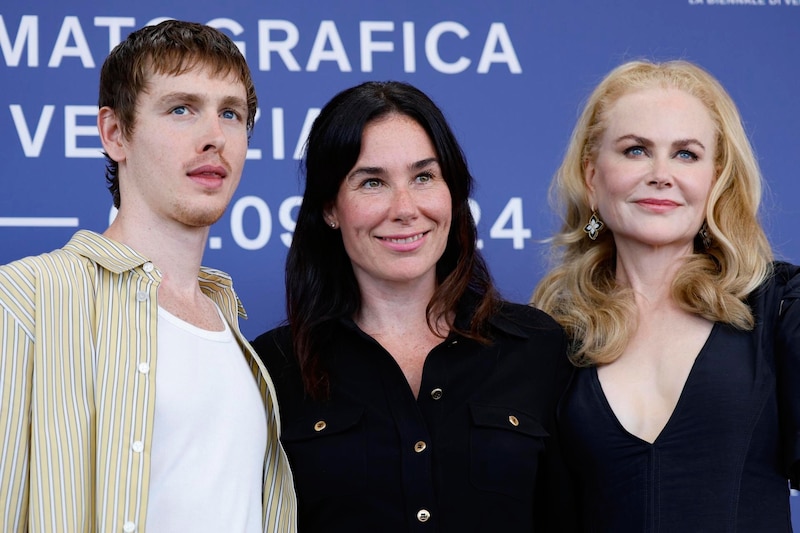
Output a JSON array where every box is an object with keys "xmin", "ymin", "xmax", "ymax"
[
  {"xmin": 123, "ymin": 261, "xmax": 158, "ymax": 533},
  {"xmin": 383, "ymin": 337, "xmax": 466, "ymax": 530}
]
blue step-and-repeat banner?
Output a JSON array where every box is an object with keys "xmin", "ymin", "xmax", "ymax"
[{"xmin": 2, "ymin": 0, "xmax": 799, "ymax": 524}]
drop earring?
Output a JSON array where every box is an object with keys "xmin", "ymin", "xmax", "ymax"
[
  {"xmin": 699, "ymin": 221, "xmax": 711, "ymax": 248},
  {"xmin": 583, "ymin": 209, "xmax": 604, "ymax": 241}
]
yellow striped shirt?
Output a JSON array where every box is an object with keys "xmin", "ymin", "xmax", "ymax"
[{"xmin": 0, "ymin": 230, "xmax": 297, "ymax": 533}]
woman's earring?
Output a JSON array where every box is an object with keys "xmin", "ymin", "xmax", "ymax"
[
  {"xmin": 329, "ymin": 221, "xmax": 337, "ymax": 229},
  {"xmin": 583, "ymin": 209, "xmax": 604, "ymax": 240},
  {"xmin": 699, "ymin": 221, "xmax": 711, "ymax": 248}
]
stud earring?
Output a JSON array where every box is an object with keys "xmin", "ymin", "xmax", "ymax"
[
  {"xmin": 329, "ymin": 221, "xmax": 337, "ymax": 229},
  {"xmin": 583, "ymin": 209, "xmax": 604, "ymax": 240}
]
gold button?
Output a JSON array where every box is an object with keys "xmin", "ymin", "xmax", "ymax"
[
  {"xmin": 414, "ymin": 441, "xmax": 427, "ymax": 453},
  {"xmin": 430, "ymin": 388, "xmax": 443, "ymax": 400},
  {"xmin": 416, "ymin": 509, "xmax": 431, "ymax": 522},
  {"xmin": 508, "ymin": 415, "xmax": 519, "ymax": 427},
  {"xmin": 314, "ymin": 420, "xmax": 327, "ymax": 432}
]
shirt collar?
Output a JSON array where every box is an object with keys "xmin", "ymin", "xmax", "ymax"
[
  {"xmin": 485, "ymin": 306, "xmax": 533, "ymax": 339},
  {"xmin": 63, "ymin": 230, "xmax": 246, "ymax": 318},
  {"xmin": 337, "ymin": 295, "xmax": 530, "ymax": 340},
  {"xmin": 64, "ymin": 229, "xmax": 150, "ymax": 273},
  {"xmin": 455, "ymin": 297, "xmax": 532, "ymax": 340}
]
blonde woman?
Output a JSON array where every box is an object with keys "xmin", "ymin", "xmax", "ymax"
[{"xmin": 533, "ymin": 59, "xmax": 800, "ymax": 531}]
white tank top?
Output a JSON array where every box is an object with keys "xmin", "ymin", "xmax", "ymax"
[{"xmin": 145, "ymin": 304, "xmax": 266, "ymax": 533}]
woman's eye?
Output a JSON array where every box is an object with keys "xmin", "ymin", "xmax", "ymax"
[
  {"xmin": 362, "ymin": 179, "xmax": 382, "ymax": 189},
  {"xmin": 624, "ymin": 146, "xmax": 646, "ymax": 157},
  {"xmin": 416, "ymin": 173, "xmax": 433, "ymax": 183},
  {"xmin": 676, "ymin": 150, "xmax": 698, "ymax": 161}
]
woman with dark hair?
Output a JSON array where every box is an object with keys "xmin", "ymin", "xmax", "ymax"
[{"xmin": 252, "ymin": 81, "xmax": 574, "ymax": 532}]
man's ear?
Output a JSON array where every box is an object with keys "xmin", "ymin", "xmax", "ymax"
[{"xmin": 97, "ymin": 106, "xmax": 126, "ymax": 163}]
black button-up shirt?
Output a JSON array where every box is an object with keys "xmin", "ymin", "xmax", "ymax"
[{"xmin": 253, "ymin": 301, "xmax": 575, "ymax": 532}]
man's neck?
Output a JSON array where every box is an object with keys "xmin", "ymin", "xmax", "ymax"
[
  {"xmin": 103, "ymin": 214, "xmax": 208, "ymax": 292},
  {"xmin": 104, "ymin": 216, "xmax": 227, "ymax": 331}
]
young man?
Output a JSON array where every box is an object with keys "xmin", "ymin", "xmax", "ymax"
[{"xmin": 0, "ymin": 20, "xmax": 296, "ymax": 532}]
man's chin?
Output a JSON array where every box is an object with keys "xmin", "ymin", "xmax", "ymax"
[{"xmin": 175, "ymin": 207, "xmax": 226, "ymax": 229}]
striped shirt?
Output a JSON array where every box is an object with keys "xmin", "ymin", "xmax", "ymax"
[{"xmin": 0, "ymin": 230, "xmax": 297, "ymax": 533}]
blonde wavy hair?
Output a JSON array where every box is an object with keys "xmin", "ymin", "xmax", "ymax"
[{"xmin": 531, "ymin": 59, "xmax": 773, "ymax": 366}]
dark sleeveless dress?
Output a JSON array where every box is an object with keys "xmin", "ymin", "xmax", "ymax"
[{"xmin": 558, "ymin": 262, "xmax": 800, "ymax": 532}]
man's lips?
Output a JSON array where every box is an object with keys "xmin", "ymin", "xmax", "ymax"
[{"xmin": 187, "ymin": 165, "xmax": 227, "ymax": 179}]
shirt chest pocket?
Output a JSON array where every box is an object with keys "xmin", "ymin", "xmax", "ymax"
[
  {"xmin": 469, "ymin": 402, "xmax": 549, "ymax": 500},
  {"xmin": 280, "ymin": 405, "xmax": 367, "ymax": 504}
]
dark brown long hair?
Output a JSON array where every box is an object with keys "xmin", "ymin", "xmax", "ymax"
[{"xmin": 287, "ymin": 81, "xmax": 499, "ymax": 398}]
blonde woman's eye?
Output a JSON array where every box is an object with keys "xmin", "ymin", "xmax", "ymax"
[{"xmin": 623, "ymin": 146, "xmax": 646, "ymax": 157}]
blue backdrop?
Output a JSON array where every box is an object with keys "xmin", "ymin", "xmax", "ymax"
[{"xmin": 2, "ymin": 0, "xmax": 799, "ymax": 524}]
